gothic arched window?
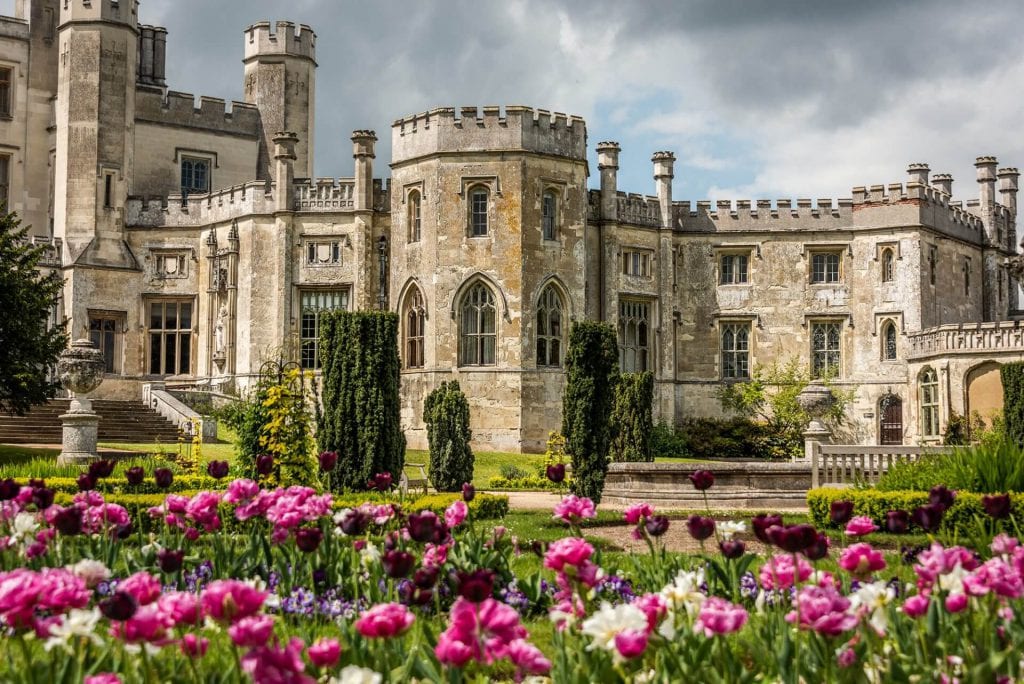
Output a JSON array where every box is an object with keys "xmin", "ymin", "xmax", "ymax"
[
  {"xmin": 882, "ymin": 321, "xmax": 898, "ymax": 361},
  {"xmin": 408, "ymin": 190, "xmax": 421, "ymax": 243},
  {"xmin": 536, "ymin": 285, "xmax": 564, "ymax": 367},
  {"xmin": 459, "ymin": 283, "xmax": 496, "ymax": 365},
  {"xmin": 404, "ymin": 286, "xmax": 425, "ymax": 368},
  {"xmin": 881, "ymin": 248, "xmax": 894, "ymax": 282}
]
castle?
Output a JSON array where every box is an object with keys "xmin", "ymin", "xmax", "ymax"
[{"xmin": 2, "ymin": 2, "xmax": 1023, "ymax": 452}]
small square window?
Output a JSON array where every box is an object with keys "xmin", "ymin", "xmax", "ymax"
[
  {"xmin": 623, "ymin": 250, "xmax": 652, "ymax": 277},
  {"xmin": 180, "ymin": 156, "xmax": 211, "ymax": 194},
  {"xmin": 720, "ymin": 254, "xmax": 749, "ymax": 284},
  {"xmin": 810, "ymin": 252, "xmax": 841, "ymax": 284}
]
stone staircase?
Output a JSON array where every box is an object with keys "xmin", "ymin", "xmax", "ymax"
[{"xmin": 0, "ymin": 399, "xmax": 182, "ymax": 444}]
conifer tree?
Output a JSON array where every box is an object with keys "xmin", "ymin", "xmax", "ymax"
[
  {"xmin": 424, "ymin": 380, "xmax": 474, "ymax": 491},
  {"xmin": 610, "ymin": 371, "xmax": 654, "ymax": 462}
]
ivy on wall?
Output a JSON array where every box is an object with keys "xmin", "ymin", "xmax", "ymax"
[{"xmin": 1001, "ymin": 361, "xmax": 1024, "ymax": 446}]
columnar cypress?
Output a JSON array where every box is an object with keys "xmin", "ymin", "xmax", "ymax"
[
  {"xmin": 1001, "ymin": 361, "xmax": 1024, "ymax": 446},
  {"xmin": 424, "ymin": 380, "xmax": 474, "ymax": 491},
  {"xmin": 562, "ymin": 321, "xmax": 620, "ymax": 503},
  {"xmin": 610, "ymin": 371, "xmax": 655, "ymax": 462},
  {"xmin": 318, "ymin": 310, "xmax": 406, "ymax": 490}
]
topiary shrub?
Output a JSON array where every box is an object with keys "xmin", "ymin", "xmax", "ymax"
[
  {"xmin": 1001, "ymin": 362, "xmax": 1024, "ymax": 446},
  {"xmin": 423, "ymin": 380, "xmax": 474, "ymax": 492},
  {"xmin": 317, "ymin": 311, "xmax": 406, "ymax": 491},
  {"xmin": 562, "ymin": 321, "xmax": 619, "ymax": 503},
  {"xmin": 610, "ymin": 371, "xmax": 654, "ymax": 462}
]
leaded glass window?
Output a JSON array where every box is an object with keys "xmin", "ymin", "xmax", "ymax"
[
  {"xmin": 811, "ymin": 321, "xmax": 841, "ymax": 378},
  {"xmin": 619, "ymin": 299, "xmax": 651, "ymax": 372},
  {"xmin": 721, "ymin": 323, "xmax": 750, "ymax": 379},
  {"xmin": 300, "ymin": 290, "xmax": 348, "ymax": 370},
  {"xmin": 460, "ymin": 283, "xmax": 496, "ymax": 365},
  {"xmin": 536, "ymin": 286, "xmax": 563, "ymax": 367}
]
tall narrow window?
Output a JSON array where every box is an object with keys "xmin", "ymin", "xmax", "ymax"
[
  {"xmin": 147, "ymin": 300, "xmax": 194, "ymax": 376},
  {"xmin": 0, "ymin": 155, "xmax": 8, "ymax": 211},
  {"xmin": 881, "ymin": 248, "xmax": 894, "ymax": 282},
  {"xmin": 0, "ymin": 67, "xmax": 11, "ymax": 117},
  {"xmin": 536, "ymin": 285, "xmax": 564, "ymax": 367},
  {"xmin": 103, "ymin": 173, "xmax": 113, "ymax": 208},
  {"xmin": 920, "ymin": 368, "xmax": 939, "ymax": 438},
  {"xmin": 721, "ymin": 323, "xmax": 750, "ymax": 379},
  {"xmin": 963, "ymin": 258, "xmax": 971, "ymax": 296},
  {"xmin": 882, "ymin": 321, "xmax": 897, "ymax": 361},
  {"xmin": 180, "ymin": 156, "xmax": 210, "ymax": 194},
  {"xmin": 811, "ymin": 321, "xmax": 841, "ymax": 378},
  {"xmin": 542, "ymin": 191, "xmax": 557, "ymax": 241},
  {"xmin": 300, "ymin": 290, "xmax": 349, "ymax": 370},
  {"xmin": 928, "ymin": 246, "xmax": 937, "ymax": 286},
  {"xmin": 89, "ymin": 312, "xmax": 125, "ymax": 374},
  {"xmin": 404, "ymin": 286, "xmax": 425, "ymax": 369},
  {"xmin": 720, "ymin": 254, "xmax": 749, "ymax": 284},
  {"xmin": 460, "ymin": 283, "xmax": 496, "ymax": 365},
  {"xmin": 619, "ymin": 299, "xmax": 651, "ymax": 372},
  {"xmin": 470, "ymin": 187, "xmax": 488, "ymax": 237},
  {"xmin": 408, "ymin": 190, "xmax": 421, "ymax": 243},
  {"xmin": 810, "ymin": 252, "xmax": 841, "ymax": 283}
]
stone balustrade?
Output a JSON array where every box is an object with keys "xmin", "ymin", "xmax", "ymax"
[
  {"xmin": 293, "ymin": 178, "xmax": 356, "ymax": 211},
  {"xmin": 906, "ymin": 321, "xmax": 1024, "ymax": 360}
]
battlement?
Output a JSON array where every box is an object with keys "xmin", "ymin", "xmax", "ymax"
[
  {"xmin": 391, "ymin": 105, "xmax": 587, "ymax": 164},
  {"xmin": 59, "ymin": 0, "xmax": 138, "ymax": 27},
  {"xmin": 243, "ymin": 20, "xmax": 316, "ymax": 63},
  {"xmin": 851, "ymin": 180, "xmax": 986, "ymax": 238},
  {"xmin": 126, "ymin": 181, "xmax": 274, "ymax": 228},
  {"xmin": 134, "ymin": 89, "xmax": 261, "ymax": 138}
]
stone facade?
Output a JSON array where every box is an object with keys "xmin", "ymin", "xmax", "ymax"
[{"xmin": 2, "ymin": 3, "xmax": 1022, "ymax": 452}]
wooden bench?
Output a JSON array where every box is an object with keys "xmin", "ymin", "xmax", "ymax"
[{"xmin": 400, "ymin": 462, "xmax": 429, "ymax": 495}]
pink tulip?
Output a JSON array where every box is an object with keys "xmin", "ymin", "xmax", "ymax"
[
  {"xmin": 307, "ymin": 637, "xmax": 342, "ymax": 668},
  {"xmin": 445, "ymin": 499, "xmax": 469, "ymax": 528},
  {"xmin": 844, "ymin": 516, "xmax": 878, "ymax": 537},
  {"xmin": 229, "ymin": 614, "xmax": 276, "ymax": 647},
  {"xmin": 157, "ymin": 591, "xmax": 200, "ymax": 626},
  {"xmin": 624, "ymin": 503, "xmax": 654, "ymax": 525},
  {"xmin": 240, "ymin": 637, "xmax": 314, "ymax": 684},
  {"xmin": 694, "ymin": 597, "xmax": 749, "ymax": 636},
  {"xmin": 552, "ymin": 495, "xmax": 596, "ymax": 524},
  {"xmin": 223, "ymin": 478, "xmax": 261, "ymax": 504},
  {"xmin": 614, "ymin": 630, "xmax": 648, "ymax": 659},
  {"xmin": 543, "ymin": 537, "xmax": 594, "ymax": 573},
  {"xmin": 633, "ymin": 593, "xmax": 668, "ymax": 633},
  {"xmin": 838, "ymin": 543, "xmax": 887, "ymax": 577},
  {"xmin": 902, "ymin": 595, "xmax": 930, "ymax": 618},
  {"xmin": 759, "ymin": 554, "xmax": 812, "ymax": 590},
  {"xmin": 786, "ymin": 585, "xmax": 858, "ymax": 636},
  {"xmin": 201, "ymin": 580, "xmax": 268, "ymax": 623},
  {"xmin": 84, "ymin": 675, "xmax": 122, "ymax": 684},
  {"xmin": 355, "ymin": 602, "xmax": 415, "ymax": 638},
  {"xmin": 118, "ymin": 571, "xmax": 162, "ymax": 606},
  {"xmin": 436, "ymin": 597, "xmax": 527, "ymax": 667},
  {"xmin": 507, "ymin": 638, "xmax": 551, "ymax": 676},
  {"xmin": 180, "ymin": 633, "xmax": 209, "ymax": 658},
  {"xmin": 945, "ymin": 593, "xmax": 968, "ymax": 613}
]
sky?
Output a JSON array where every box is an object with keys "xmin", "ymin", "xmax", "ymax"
[{"xmin": 7, "ymin": 0, "xmax": 1024, "ymax": 202}]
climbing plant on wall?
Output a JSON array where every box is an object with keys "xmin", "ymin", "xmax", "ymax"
[
  {"xmin": 1001, "ymin": 362, "xmax": 1024, "ymax": 446},
  {"xmin": 423, "ymin": 380, "xmax": 474, "ymax": 492},
  {"xmin": 610, "ymin": 371, "xmax": 654, "ymax": 462},
  {"xmin": 561, "ymin": 321, "xmax": 620, "ymax": 503},
  {"xmin": 317, "ymin": 310, "xmax": 406, "ymax": 491}
]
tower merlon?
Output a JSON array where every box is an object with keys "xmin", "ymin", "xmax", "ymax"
[
  {"xmin": 244, "ymin": 20, "xmax": 316, "ymax": 63},
  {"xmin": 652, "ymin": 151, "xmax": 675, "ymax": 179},
  {"xmin": 59, "ymin": 0, "xmax": 138, "ymax": 26},
  {"xmin": 932, "ymin": 173, "xmax": 954, "ymax": 196},
  {"xmin": 906, "ymin": 163, "xmax": 930, "ymax": 185},
  {"xmin": 975, "ymin": 156, "xmax": 999, "ymax": 182}
]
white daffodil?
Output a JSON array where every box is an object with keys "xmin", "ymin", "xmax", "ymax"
[
  {"xmin": 580, "ymin": 601, "xmax": 648, "ymax": 652},
  {"xmin": 359, "ymin": 541, "xmax": 381, "ymax": 567},
  {"xmin": 660, "ymin": 568, "xmax": 707, "ymax": 615},
  {"xmin": 848, "ymin": 580, "xmax": 896, "ymax": 635},
  {"xmin": 717, "ymin": 520, "xmax": 746, "ymax": 541},
  {"xmin": 11, "ymin": 512, "xmax": 38, "ymax": 546},
  {"xmin": 331, "ymin": 665, "xmax": 383, "ymax": 684},
  {"xmin": 44, "ymin": 608, "xmax": 103, "ymax": 652},
  {"xmin": 66, "ymin": 559, "xmax": 111, "ymax": 588}
]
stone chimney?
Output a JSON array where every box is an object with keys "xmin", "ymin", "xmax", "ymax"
[
  {"xmin": 352, "ymin": 130, "xmax": 377, "ymax": 211},
  {"xmin": 906, "ymin": 163, "xmax": 929, "ymax": 186},
  {"xmin": 976, "ymin": 156, "xmax": 999, "ymax": 242},
  {"xmin": 652, "ymin": 151, "xmax": 675, "ymax": 230},
  {"xmin": 272, "ymin": 131, "xmax": 298, "ymax": 212},
  {"xmin": 931, "ymin": 173, "xmax": 953, "ymax": 196},
  {"xmin": 998, "ymin": 167, "xmax": 1020, "ymax": 217},
  {"xmin": 596, "ymin": 141, "xmax": 620, "ymax": 221}
]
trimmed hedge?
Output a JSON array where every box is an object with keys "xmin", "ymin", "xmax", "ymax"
[
  {"xmin": 808, "ymin": 487, "xmax": 1024, "ymax": 535},
  {"xmin": 33, "ymin": 476, "xmax": 221, "ymax": 496},
  {"xmin": 487, "ymin": 476, "xmax": 561, "ymax": 491}
]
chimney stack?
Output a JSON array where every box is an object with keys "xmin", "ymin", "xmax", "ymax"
[
  {"xmin": 596, "ymin": 141, "xmax": 620, "ymax": 222},
  {"xmin": 931, "ymin": 173, "xmax": 953, "ymax": 196},
  {"xmin": 272, "ymin": 131, "xmax": 298, "ymax": 212},
  {"xmin": 976, "ymin": 156, "xmax": 999, "ymax": 241},
  {"xmin": 906, "ymin": 163, "xmax": 930, "ymax": 186},
  {"xmin": 652, "ymin": 151, "xmax": 675, "ymax": 229},
  {"xmin": 998, "ymin": 167, "xmax": 1020, "ymax": 217},
  {"xmin": 351, "ymin": 130, "xmax": 377, "ymax": 211}
]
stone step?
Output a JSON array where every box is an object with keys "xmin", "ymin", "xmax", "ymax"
[{"xmin": 0, "ymin": 399, "xmax": 184, "ymax": 445}]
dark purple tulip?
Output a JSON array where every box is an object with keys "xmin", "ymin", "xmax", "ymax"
[
  {"xmin": 829, "ymin": 500, "xmax": 855, "ymax": 526},
  {"xmin": 295, "ymin": 527, "xmax": 324, "ymax": 553},
  {"xmin": 99, "ymin": 591, "xmax": 138, "ymax": 621},
  {"xmin": 411, "ymin": 587, "xmax": 434, "ymax": 606},
  {"xmin": 688, "ymin": 470, "xmax": 715, "ymax": 491},
  {"xmin": 157, "ymin": 548, "xmax": 185, "ymax": 573},
  {"xmin": 546, "ymin": 463, "xmax": 566, "ymax": 484},
  {"xmin": 645, "ymin": 515, "xmax": 670, "ymax": 537},
  {"xmin": 0, "ymin": 479, "xmax": 19, "ymax": 501},
  {"xmin": 407, "ymin": 511, "xmax": 442, "ymax": 543},
  {"xmin": 885, "ymin": 510, "xmax": 910, "ymax": 534},
  {"xmin": 719, "ymin": 540, "xmax": 746, "ymax": 559},
  {"xmin": 929, "ymin": 485, "xmax": 956, "ymax": 510},
  {"xmin": 414, "ymin": 566, "xmax": 440, "ymax": 589},
  {"xmin": 686, "ymin": 514, "xmax": 716, "ymax": 541},
  {"xmin": 88, "ymin": 459, "xmax": 115, "ymax": 479},
  {"xmin": 767, "ymin": 524, "xmax": 818, "ymax": 554},
  {"xmin": 76, "ymin": 473, "xmax": 96, "ymax": 492},
  {"xmin": 125, "ymin": 467, "xmax": 145, "ymax": 487},
  {"xmin": 52, "ymin": 507, "xmax": 83, "ymax": 536},
  {"xmin": 752, "ymin": 514, "xmax": 784, "ymax": 543},
  {"xmin": 803, "ymin": 532, "xmax": 830, "ymax": 561},
  {"xmin": 462, "ymin": 482, "xmax": 476, "ymax": 503},
  {"xmin": 30, "ymin": 487, "xmax": 54, "ymax": 510},
  {"xmin": 373, "ymin": 472, "xmax": 393, "ymax": 492},
  {"xmin": 206, "ymin": 460, "xmax": 230, "ymax": 480},
  {"xmin": 153, "ymin": 468, "xmax": 174, "ymax": 490},
  {"xmin": 456, "ymin": 569, "xmax": 495, "ymax": 603},
  {"xmin": 318, "ymin": 451, "xmax": 338, "ymax": 472},
  {"xmin": 911, "ymin": 503, "xmax": 945, "ymax": 532},
  {"xmin": 27, "ymin": 478, "xmax": 45, "ymax": 489},
  {"xmin": 983, "ymin": 494, "xmax": 1012, "ymax": 520},
  {"xmin": 255, "ymin": 454, "xmax": 274, "ymax": 477},
  {"xmin": 382, "ymin": 550, "xmax": 415, "ymax": 578},
  {"xmin": 338, "ymin": 509, "xmax": 370, "ymax": 536},
  {"xmin": 115, "ymin": 521, "xmax": 134, "ymax": 540}
]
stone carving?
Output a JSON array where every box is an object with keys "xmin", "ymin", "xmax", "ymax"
[
  {"xmin": 57, "ymin": 338, "xmax": 105, "ymax": 399},
  {"xmin": 56, "ymin": 339, "xmax": 104, "ymax": 465},
  {"xmin": 215, "ymin": 303, "xmax": 228, "ymax": 356}
]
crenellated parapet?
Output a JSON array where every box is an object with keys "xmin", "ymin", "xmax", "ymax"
[
  {"xmin": 673, "ymin": 197, "xmax": 852, "ymax": 232},
  {"xmin": 125, "ymin": 181, "xmax": 274, "ymax": 228},
  {"xmin": 59, "ymin": 0, "xmax": 138, "ymax": 27},
  {"xmin": 243, "ymin": 20, "xmax": 316, "ymax": 63},
  {"xmin": 391, "ymin": 105, "xmax": 587, "ymax": 164},
  {"xmin": 134, "ymin": 89, "xmax": 261, "ymax": 137}
]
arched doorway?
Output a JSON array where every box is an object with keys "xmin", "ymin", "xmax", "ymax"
[
  {"xmin": 966, "ymin": 361, "xmax": 1003, "ymax": 427},
  {"xmin": 879, "ymin": 394, "xmax": 903, "ymax": 445}
]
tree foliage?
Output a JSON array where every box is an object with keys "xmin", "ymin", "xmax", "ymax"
[
  {"xmin": 561, "ymin": 321, "xmax": 619, "ymax": 503},
  {"xmin": 1000, "ymin": 362, "xmax": 1024, "ymax": 447},
  {"xmin": 610, "ymin": 371, "xmax": 654, "ymax": 462},
  {"xmin": 0, "ymin": 210, "xmax": 67, "ymax": 415},
  {"xmin": 317, "ymin": 310, "xmax": 405, "ymax": 491},
  {"xmin": 423, "ymin": 380, "xmax": 474, "ymax": 492},
  {"xmin": 717, "ymin": 358, "xmax": 853, "ymax": 449}
]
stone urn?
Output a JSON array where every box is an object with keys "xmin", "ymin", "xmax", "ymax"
[
  {"xmin": 795, "ymin": 380, "xmax": 834, "ymax": 460},
  {"xmin": 56, "ymin": 339, "xmax": 105, "ymax": 465}
]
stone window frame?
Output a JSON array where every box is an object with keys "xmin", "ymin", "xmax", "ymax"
[
  {"xmin": 304, "ymin": 239, "xmax": 342, "ymax": 267},
  {"xmin": 459, "ymin": 176, "xmax": 500, "ymax": 239},
  {"xmin": 618, "ymin": 297, "xmax": 654, "ymax": 373},
  {"xmin": 808, "ymin": 249, "xmax": 844, "ymax": 284},
  {"xmin": 718, "ymin": 318, "xmax": 753, "ymax": 380},
  {"xmin": 88, "ymin": 309, "xmax": 126, "ymax": 375},
  {"xmin": 927, "ymin": 244, "xmax": 938, "ymax": 287},
  {"xmin": 919, "ymin": 367, "xmax": 940, "ymax": 439},
  {"xmin": 622, "ymin": 248, "xmax": 654, "ymax": 278},
  {"xmin": 536, "ymin": 283, "xmax": 566, "ymax": 368},
  {"xmin": 541, "ymin": 190, "xmax": 558, "ymax": 242},
  {"xmin": 145, "ymin": 297, "xmax": 196, "ymax": 377},
  {"xmin": 176, "ymin": 149, "xmax": 217, "ymax": 195},
  {"xmin": 962, "ymin": 257, "xmax": 971, "ymax": 297},
  {"xmin": 0, "ymin": 64, "xmax": 12, "ymax": 119},
  {"xmin": 402, "ymin": 284, "xmax": 426, "ymax": 369},
  {"xmin": 298, "ymin": 287, "xmax": 350, "ymax": 371},
  {"xmin": 152, "ymin": 249, "xmax": 190, "ymax": 279},
  {"xmin": 807, "ymin": 317, "xmax": 845, "ymax": 379},
  {"xmin": 718, "ymin": 251, "xmax": 750, "ymax": 285},
  {"xmin": 458, "ymin": 281, "xmax": 498, "ymax": 367},
  {"xmin": 0, "ymin": 152, "xmax": 9, "ymax": 212},
  {"xmin": 880, "ymin": 319, "xmax": 898, "ymax": 361},
  {"xmin": 408, "ymin": 189, "xmax": 422, "ymax": 243},
  {"xmin": 880, "ymin": 247, "xmax": 895, "ymax": 282}
]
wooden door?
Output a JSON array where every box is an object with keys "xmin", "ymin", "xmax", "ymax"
[{"xmin": 879, "ymin": 397, "xmax": 903, "ymax": 445}]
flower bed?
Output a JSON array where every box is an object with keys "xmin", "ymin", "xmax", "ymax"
[{"xmin": 0, "ymin": 468, "xmax": 1023, "ymax": 682}]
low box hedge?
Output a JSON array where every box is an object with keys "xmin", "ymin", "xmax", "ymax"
[{"xmin": 808, "ymin": 487, "xmax": 1024, "ymax": 534}]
